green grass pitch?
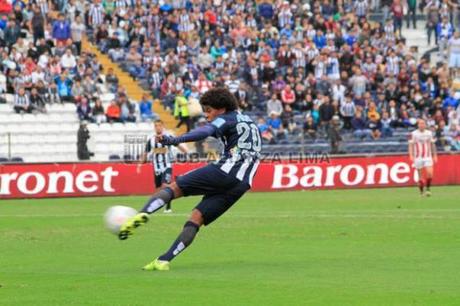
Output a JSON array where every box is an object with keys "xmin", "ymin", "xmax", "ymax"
[{"xmin": 1, "ymin": 187, "xmax": 460, "ymax": 306}]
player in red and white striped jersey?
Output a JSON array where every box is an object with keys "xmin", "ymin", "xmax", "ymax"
[{"xmin": 408, "ymin": 119, "xmax": 438, "ymax": 196}]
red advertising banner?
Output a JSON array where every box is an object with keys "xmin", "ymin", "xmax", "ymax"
[{"xmin": 0, "ymin": 154, "xmax": 459, "ymax": 199}]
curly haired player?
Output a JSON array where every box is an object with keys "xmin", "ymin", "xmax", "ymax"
[{"xmin": 119, "ymin": 88, "xmax": 262, "ymax": 271}]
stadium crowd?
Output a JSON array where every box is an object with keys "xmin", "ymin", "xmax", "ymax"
[
  {"xmin": 1, "ymin": 0, "xmax": 460, "ymax": 152},
  {"xmin": 0, "ymin": 2, "xmax": 149, "ymax": 124}
]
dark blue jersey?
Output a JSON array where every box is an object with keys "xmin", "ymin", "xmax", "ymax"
[{"xmin": 210, "ymin": 111, "xmax": 262, "ymax": 186}]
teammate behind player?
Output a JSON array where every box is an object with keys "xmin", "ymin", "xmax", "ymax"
[
  {"xmin": 119, "ymin": 88, "xmax": 262, "ymax": 271},
  {"xmin": 138, "ymin": 120, "xmax": 188, "ymax": 213},
  {"xmin": 408, "ymin": 119, "xmax": 438, "ymax": 196}
]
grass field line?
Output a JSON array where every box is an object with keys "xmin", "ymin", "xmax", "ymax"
[{"xmin": 1, "ymin": 212, "xmax": 460, "ymax": 220}]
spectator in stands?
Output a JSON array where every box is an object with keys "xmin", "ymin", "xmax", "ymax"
[
  {"xmin": 52, "ymin": 14, "xmax": 71, "ymax": 44},
  {"xmin": 174, "ymin": 89, "xmax": 191, "ymax": 131},
  {"xmin": 82, "ymin": 74, "xmax": 98, "ymax": 98},
  {"xmin": 139, "ymin": 94, "xmax": 157, "ymax": 122},
  {"xmin": 349, "ymin": 69, "xmax": 368, "ymax": 97},
  {"xmin": 352, "ymin": 111, "xmax": 373, "ymax": 140},
  {"xmin": 55, "ymin": 73, "xmax": 73, "ymax": 102},
  {"xmin": 303, "ymin": 116, "xmax": 317, "ymax": 139},
  {"xmin": 443, "ymin": 90, "xmax": 459, "ymax": 109},
  {"xmin": 31, "ymin": 7, "xmax": 45, "ymax": 44},
  {"xmin": 195, "ymin": 72, "xmax": 213, "ymax": 94},
  {"xmin": 405, "ymin": 0, "xmax": 417, "ymax": 29},
  {"xmin": 71, "ymin": 78, "xmax": 85, "ymax": 102},
  {"xmin": 267, "ymin": 111, "xmax": 285, "ymax": 139},
  {"xmin": 436, "ymin": 120, "xmax": 448, "ymax": 148},
  {"xmin": 258, "ymin": 117, "xmax": 274, "ymax": 144},
  {"xmin": 391, "ymin": 0, "xmax": 404, "ymax": 36},
  {"xmin": 13, "ymin": 87, "xmax": 31, "ymax": 113},
  {"xmin": 92, "ymin": 99, "xmax": 106, "ymax": 124},
  {"xmin": 437, "ymin": 17, "xmax": 454, "ymax": 59},
  {"xmin": 77, "ymin": 121, "xmax": 92, "ymax": 160},
  {"xmin": 447, "ymin": 35, "xmax": 460, "ymax": 79},
  {"xmin": 445, "ymin": 122, "xmax": 460, "ymax": 151},
  {"xmin": 4, "ymin": 20, "xmax": 21, "ymax": 48},
  {"xmin": 367, "ymin": 103, "xmax": 382, "ymax": 139},
  {"xmin": 340, "ymin": 95, "xmax": 356, "ymax": 130},
  {"xmin": 281, "ymin": 85, "xmax": 295, "ymax": 106},
  {"xmin": 106, "ymin": 100, "xmax": 121, "ymax": 123},
  {"xmin": 60, "ymin": 48, "xmax": 77, "ymax": 72},
  {"xmin": 77, "ymin": 97, "xmax": 93, "ymax": 122},
  {"xmin": 105, "ymin": 67, "xmax": 118, "ymax": 93},
  {"xmin": 119, "ymin": 96, "xmax": 136, "ymax": 123},
  {"xmin": 71, "ymin": 16, "xmax": 85, "ymax": 55},
  {"xmin": 29, "ymin": 87, "xmax": 46, "ymax": 113},
  {"xmin": 380, "ymin": 111, "xmax": 394, "ymax": 138},
  {"xmin": 426, "ymin": 1, "xmax": 440, "ymax": 45},
  {"xmin": 267, "ymin": 93, "xmax": 283, "ymax": 116},
  {"xmin": 319, "ymin": 96, "xmax": 335, "ymax": 133},
  {"xmin": 327, "ymin": 115, "xmax": 342, "ymax": 154}
]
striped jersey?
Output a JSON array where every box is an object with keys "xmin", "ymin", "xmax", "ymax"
[
  {"xmin": 211, "ymin": 111, "xmax": 262, "ymax": 186},
  {"xmin": 145, "ymin": 133, "xmax": 174, "ymax": 174},
  {"xmin": 409, "ymin": 129, "xmax": 435, "ymax": 159},
  {"xmin": 89, "ymin": 4, "xmax": 104, "ymax": 25},
  {"xmin": 354, "ymin": 0, "xmax": 368, "ymax": 17}
]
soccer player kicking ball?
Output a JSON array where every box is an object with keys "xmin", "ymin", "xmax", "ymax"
[
  {"xmin": 119, "ymin": 88, "xmax": 262, "ymax": 271},
  {"xmin": 408, "ymin": 119, "xmax": 438, "ymax": 196},
  {"xmin": 137, "ymin": 120, "xmax": 188, "ymax": 213}
]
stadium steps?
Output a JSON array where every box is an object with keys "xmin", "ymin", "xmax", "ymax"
[{"xmin": 82, "ymin": 38, "xmax": 186, "ymax": 134}]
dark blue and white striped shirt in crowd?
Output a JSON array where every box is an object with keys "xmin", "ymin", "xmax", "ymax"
[
  {"xmin": 278, "ymin": 10, "xmax": 292, "ymax": 28},
  {"xmin": 37, "ymin": 0, "xmax": 48, "ymax": 16},
  {"xmin": 354, "ymin": 0, "xmax": 368, "ymax": 17},
  {"xmin": 292, "ymin": 48, "xmax": 306, "ymax": 68},
  {"xmin": 115, "ymin": 0, "xmax": 129, "ymax": 9},
  {"xmin": 340, "ymin": 101, "xmax": 356, "ymax": 117},
  {"xmin": 14, "ymin": 94, "xmax": 29, "ymax": 107},
  {"xmin": 178, "ymin": 14, "xmax": 191, "ymax": 32},
  {"xmin": 89, "ymin": 4, "xmax": 104, "ymax": 26},
  {"xmin": 151, "ymin": 71, "xmax": 162, "ymax": 89}
]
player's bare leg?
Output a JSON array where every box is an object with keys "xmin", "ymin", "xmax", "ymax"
[
  {"xmin": 118, "ymin": 183, "xmax": 183, "ymax": 240},
  {"xmin": 143, "ymin": 209, "xmax": 203, "ymax": 271},
  {"xmin": 425, "ymin": 166, "xmax": 434, "ymax": 196},
  {"xmin": 417, "ymin": 169, "xmax": 425, "ymax": 196}
]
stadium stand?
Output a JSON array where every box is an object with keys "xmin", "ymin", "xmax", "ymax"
[{"xmin": 1, "ymin": 0, "xmax": 460, "ymax": 163}]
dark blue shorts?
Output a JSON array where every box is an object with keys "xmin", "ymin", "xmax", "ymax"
[
  {"xmin": 176, "ymin": 164, "xmax": 250, "ymax": 225},
  {"xmin": 154, "ymin": 168, "xmax": 172, "ymax": 188}
]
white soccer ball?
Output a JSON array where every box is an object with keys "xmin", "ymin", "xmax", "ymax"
[{"xmin": 104, "ymin": 205, "xmax": 138, "ymax": 234}]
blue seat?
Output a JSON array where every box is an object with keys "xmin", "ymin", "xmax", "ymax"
[
  {"xmin": 109, "ymin": 154, "xmax": 121, "ymax": 160},
  {"xmin": 123, "ymin": 154, "xmax": 133, "ymax": 161}
]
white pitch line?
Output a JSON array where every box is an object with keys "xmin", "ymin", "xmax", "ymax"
[{"xmin": 0, "ymin": 213, "xmax": 459, "ymax": 220}]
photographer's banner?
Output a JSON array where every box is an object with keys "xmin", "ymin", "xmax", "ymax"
[{"xmin": 0, "ymin": 154, "xmax": 459, "ymax": 199}]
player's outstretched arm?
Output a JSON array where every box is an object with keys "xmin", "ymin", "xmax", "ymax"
[{"xmin": 160, "ymin": 124, "xmax": 217, "ymax": 145}]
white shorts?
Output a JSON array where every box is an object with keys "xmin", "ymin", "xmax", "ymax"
[{"xmin": 413, "ymin": 158, "xmax": 433, "ymax": 169}]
